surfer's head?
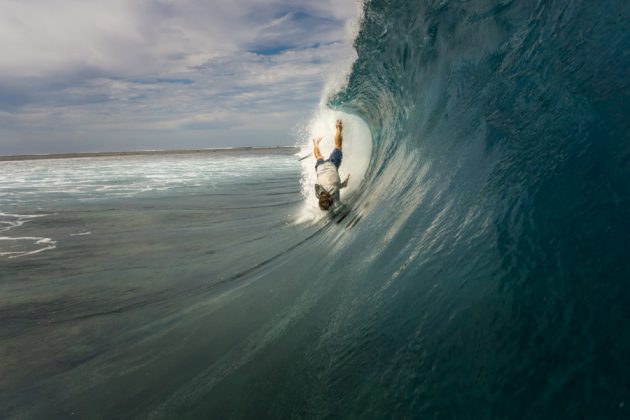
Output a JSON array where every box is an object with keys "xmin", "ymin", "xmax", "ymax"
[{"xmin": 318, "ymin": 191, "xmax": 333, "ymax": 211}]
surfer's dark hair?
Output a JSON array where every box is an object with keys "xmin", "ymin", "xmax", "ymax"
[{"xmin": 318, "ymin": 191, "xmax": 333, "ymax": 211}]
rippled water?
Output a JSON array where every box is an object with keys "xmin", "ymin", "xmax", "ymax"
[{"xmin": 0, "ymin": 150, "xmax": 321, "ymax": 418}]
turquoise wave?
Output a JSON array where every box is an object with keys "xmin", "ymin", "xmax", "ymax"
[{"xmin": 320, "ymin": 0, "xmax": 630, "ymax": 417}]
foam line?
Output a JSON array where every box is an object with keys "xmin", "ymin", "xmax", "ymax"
[{"xmin": 0, "ymin": 236, "xmax": 57, "ymax": 259}]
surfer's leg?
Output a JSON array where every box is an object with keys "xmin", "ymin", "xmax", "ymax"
[
  {"xmin": 329, "ymin": 148, "xmax": 343, "ymax": 169},
  {"xmin": 313, "ymin": 137, "xmax": 324, "ymax": 161},
  {"xmin": 334, "ymin": 120, "xmax": 343, "ymax": 150}
]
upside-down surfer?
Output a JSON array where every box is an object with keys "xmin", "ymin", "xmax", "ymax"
[{"xmin": 313, "ymin": 120, "xmax": 350, "ymax": 211}]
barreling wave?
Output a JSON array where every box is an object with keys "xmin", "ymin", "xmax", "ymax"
[{"xmin": 295, "ymin": 0, "xmax": 630, "ymax": 417}]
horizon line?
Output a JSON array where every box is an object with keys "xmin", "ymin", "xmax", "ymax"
[{"xmin": 0, "ymin": 146, "xmax": 299, "ymax": 162}]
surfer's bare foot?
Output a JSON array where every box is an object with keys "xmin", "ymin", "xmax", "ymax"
[
  {"xmin": 336, "ymin": 120, "xmax": 343, "ymax": 131},
  {"xmin": 313, "ymin": 137, "xmax": 322, "ymax": 145}
]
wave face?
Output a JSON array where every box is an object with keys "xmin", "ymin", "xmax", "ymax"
[
  {"xmin": 168, "ymin": 1, "xmax": 628, "ymax": 418},
  {"xmin": 153, "ymin": 1, "xmax": 627, "ymax": 418},
  {"xmin": 315, "ymin": 0, "xmax": 630, "ymax": 417}
]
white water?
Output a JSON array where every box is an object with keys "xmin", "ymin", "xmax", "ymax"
[
  {"xmin": 293, "ymin": 1, "xmax": 371, "ymax": 224},
  {"xmin": 0, "ymin": 154, "xmax": 297, "ymax": 202},
  {"xmin": 0, "ymin": 152, "xmax": 298, "ymax": 259}
]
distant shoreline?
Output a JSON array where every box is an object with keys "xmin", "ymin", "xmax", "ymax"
[{"xmin": 0, "ymin": 146, "xmax": 299, "ymax": 162}]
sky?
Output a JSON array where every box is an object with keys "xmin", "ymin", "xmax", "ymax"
[{"xmin": 0, "ymin": 0, "xmax": 360, "ymax": 155}]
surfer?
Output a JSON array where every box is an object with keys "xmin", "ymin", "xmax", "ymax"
[{"xmin": 313, "ymin": 120, "xmax": 350, "ymax": 211}]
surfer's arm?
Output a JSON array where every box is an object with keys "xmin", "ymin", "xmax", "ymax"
[
  {"xmin": 340, "ymin": 175, "xmax": 350, "ymax": 188},
  {"xmin": 313, "ymin": 138, "xmax": 324, "ymax": 161}
]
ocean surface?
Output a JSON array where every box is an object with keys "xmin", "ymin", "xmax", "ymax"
[{"xmin": 2, "ymin": 0, "xmax": 630, "ymax": 418}]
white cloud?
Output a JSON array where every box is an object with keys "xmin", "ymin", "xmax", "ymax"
[{"xmin": 0, "ymin": 0, "xmax": 361, "ymax": 154}]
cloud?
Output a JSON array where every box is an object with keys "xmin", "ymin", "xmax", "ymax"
[{"xmin": 0, "ymin": 0, "xmax": 361, "ymax": 154}]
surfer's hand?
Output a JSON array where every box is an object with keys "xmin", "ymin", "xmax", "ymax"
[{"xmin": 341, "ymin": 174, "xmax": 350, "ymax": 188}]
